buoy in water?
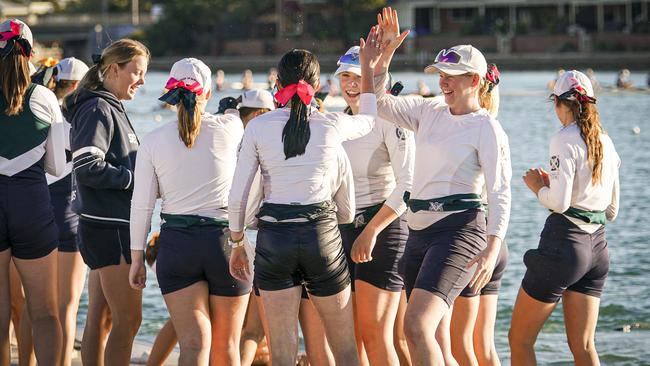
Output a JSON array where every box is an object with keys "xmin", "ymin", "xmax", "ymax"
[{"xmin": 632, "ymin": 126, "xmax": 641, "ymax": 134}]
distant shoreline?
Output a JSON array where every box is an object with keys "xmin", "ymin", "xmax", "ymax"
[{"xmin": 147, "ymin": 52, "xmax": 650, "ymax": 73}]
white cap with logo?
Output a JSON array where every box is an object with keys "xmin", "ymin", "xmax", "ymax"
[
  {"xmin": 552, "ymin": 70, "xmax": 594, "ymax": 99},
  {"xmin": 240, "ymin": 89, "xmax": 275, "ymax": 110},
  {"xmin": 424, "ymin": 45, "xmax": 488, "ymax": 77},
  {"xmin": 56, "ymin": 57, "xmax": 89, "ymax": 81},
  {"xmin": 334, "ymin": 46, "xmax": 361, "ymax": 77},
  {"xmin": 168, "ymin": 58, "xmax": 212, "ymax": 94}
]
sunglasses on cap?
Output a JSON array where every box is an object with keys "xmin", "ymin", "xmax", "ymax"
[
  {"xmin": 338, "ymin": 52, "xmax": 360, "ymax": 66},
  {"xmin": 434, "ymin": 49, "xmax": 462, "ymax": 64}
]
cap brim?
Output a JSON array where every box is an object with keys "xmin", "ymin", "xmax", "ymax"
[
  {"xmin": 424, "ymin": 63, "xmax": 469, "ymax": 75},
  {"xmin": 335, "ymin": 64, "xmax": 361, "ymax": 77}
]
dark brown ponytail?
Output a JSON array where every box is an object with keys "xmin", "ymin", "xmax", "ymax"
[{"xmin": 277, "ymin": 49, "xmax": 320, "ymax": 159}]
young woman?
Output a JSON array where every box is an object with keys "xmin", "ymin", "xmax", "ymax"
[
  {"xmin": 0, "ymin": 19, "xmax": 66, "ymax": 365},
  {"xmin": 227, "ymin": 29, "xmax": 381, "ymax": 365},
  {"xmin": 64, "ymin": 38, "xmax": 149, "ymax": 365},
  {"xmin": 129, "ymin": 58, "xmax": 251, "ymax": 365},
  {"xmin": 449, "ymin": 76, "xmax": 507, "ymax": 366},
  {"xmin": 373, "ymin": 8, "xmax": 511, "ymax": 365},
  {"xmin": 510, "ymin": 70, "xmax": 620, "ymax": 365},
  {"xmin": 334, "ymin": 45, "xmax": 415, "ymax": 366}
]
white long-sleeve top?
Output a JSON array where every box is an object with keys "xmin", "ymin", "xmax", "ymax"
[
  {"xmin": 0, "ymin": 85, "xmax": 66, "ymax": 177},
  {"xmin": 342, "ymin": 115, "xmax": 415, "ymax": 215},
  {"xmin": 228, "ymin": 93, "xmax": 377, "ymax": 232},
  {"xmin": 537, "ymin": 122, "xmax": 620, "ymax": 233},
  {"xmin": 46, "ymin": 118, "xmax": 73, "ymax": 184},
  {"xmin": 374, "ymin": 73, "xmax": 511, "ymax": 239},
  {"xmin": 130, "ymin": 112, "xmax": 244, "ymax": 250},
  {"xmin": 245, "ymin": 146, "xmax": 356, "ymax": 228}
]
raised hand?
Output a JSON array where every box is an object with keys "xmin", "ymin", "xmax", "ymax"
[
  {"xmin": 377, "ymin": 7, "xmax": 410, "ymax": 54},
  {"xmin": 359, "ymin": 25, "xmax": 383, "ymax": 70}
]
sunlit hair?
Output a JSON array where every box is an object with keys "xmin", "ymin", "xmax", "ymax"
[
  {"xmin": 176, "ymin": 93, "xmax": 207, "ymax": 148},
  {"xmin": 0, "ymin": 47, "xmax": 31, "ymax": 115},
  {"xmin": 554, "ymin": 97, "xmax": 604, "ymax": 184},
  {"xmin": 67, "ymin": 39, "xmax": 149, "ymax": 104}
]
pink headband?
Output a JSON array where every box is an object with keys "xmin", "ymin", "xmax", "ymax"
[{"xmin": 164, "ymin": 77, "xmax": 204, "ymax": 96}]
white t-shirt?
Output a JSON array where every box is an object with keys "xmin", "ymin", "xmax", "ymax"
[
  {"xmin": 228, "ymin": 93, "xmax": 377, "ymax": 231},
  {"xmin": 537, "ymin": 122, "xmax": 620, "ymax": 233},
  {"xmin": 130, "ymin": 112, "xmax": 244, "ymax": 250},
  {"xmin": 374, "ymin": 73, "xmax": 511, "ymax": 240}
]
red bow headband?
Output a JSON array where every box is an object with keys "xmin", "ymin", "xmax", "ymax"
[
  {"xmin": 274, "ymin": 80, "xmax": 315, "ymax": 106},
  {"xmin": 0, "ymin": 21, "xmax": 20, "ymax": 42},
  {"xmin": 485, "ymin": 64, "xmax": 500, "ymax": 92},
  {"xmin": 164, "ymin": 77, "xmax": 204, "ymax": 95}
]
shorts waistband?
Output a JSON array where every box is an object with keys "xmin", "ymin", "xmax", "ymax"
[
  {"xmin": 257, "ymin": 201, "xmax": 336, "ymax": 223},
  {"xmin": 339, "ymin": 202, "xmax": 384, "ymax": 230},
  {"xmin": 160, "ymin": 213, "xmax": 228, "ymax": 229},
  {"xmin": 561, "ymin": 207, "xmax": 606, "ymax": 225},
  {"xmin": 408, "ymin": 193, "xmax": 484, "ymax": 213}
]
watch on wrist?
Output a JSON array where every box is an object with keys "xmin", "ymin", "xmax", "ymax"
[{"xmin": 228, "ymin": 235, "xmax": 245, "ymax": 249}]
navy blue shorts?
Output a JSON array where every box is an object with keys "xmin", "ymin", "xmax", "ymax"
[
  {"xmin": 340, "ymin": 215, "xmax": 407, "ymax": 292},
  {"xmin": 156, "ymin": 226, "xmax": 251, "ymax": 296},
  {"xmin": 78, "ymin": 218, "xmax": 131, "ymax": 270},
  {"xmin": 255, "ymin": 216, "xmax": 350, "ymax": 297},
  {"xmin": 400, "ymin": 210, "xmax": 487, "ymax": 306},
  {"xmin": 49, "ymin": 175, "xmax": 79, "ymax": 252},
  {"xmin": 0, "ymin": 171, "xmax": 58, "ymax": 260},
  {"xmin": 522, "ymin": 213, "xmax": 609, "ymax": 303},
  {"xmin": 460, "ymin": 240, "xmax": 508, "ymax": 297}
]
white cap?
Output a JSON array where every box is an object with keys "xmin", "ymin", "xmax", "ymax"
[
  {"xmin": 240, "ymin": 89, "xmax": 275, "ymax": 110},
  {"xmin": 168, "ymin": 58, "xmax": 211, "ymax": 95},
  {"xmin": 553, "ymin": 70, "xmax": 594, "ymax": 98},
  {"xmin": 55, "ymin": 57, "xmax": 89, "ymax": 81},
  {"xmin": 334, "ymin": 46, "xmax": 361, "ymax": 77},
  {"xmin": 0, "ymin": 19, "xmax": 33, "ymax": 51},
  {"xmin": 424, "ymin": 45, "xmax": 487, "ymax": 77}
]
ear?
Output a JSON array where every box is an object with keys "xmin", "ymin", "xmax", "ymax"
[{"xmin": 472, "ymin": 74, "xmax": 481, "ymax": 87}]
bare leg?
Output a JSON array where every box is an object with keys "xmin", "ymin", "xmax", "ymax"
[
  {"xmin": 164, "ymin": 281, "xmax": 211, "ymax": 365},
  {"xmin": 563, "ymin": 291, "xmax": 601, "ymax": 366},
  {"xmin": 436, "ymin": 307, "xmax": 458, "ymax": 366},
  {"xmin": 82, "ymin": 270, "xmax": 112, "ymax": 366},
  {"xmin": 0, "ymin": 250, "xmax": 11, "ymax": 365},
  {"xmin": 10, "ymin": 260, "xmax": 35, "ymax": 366},
  {"xmin": 259, "ymin": 287, "xmax": 302, "ymax": 366},
  {"xmin": 298, "ymin": 297, "xmax": 335, "ymax": 366},
  {"xmin": 209, "ymin": 293, "xmax": 249, "ymax": 366},
  {"xmin": 240, "ymin": 296, "xmax": 265, "ymax": 366},
  {"xmin": 13, "ymin": 250, "xmax": 62, "ymax": 365},
  {"xmin": 450, "ymin": 296, "xmax": 479, "ymax": 366},
  {"xmin": 18, "ymin": 307, "xmax": 34, "ymax": 366},
  {"xmin": 473, "ymin": 295, "xmax": 500, "ymax": 366},
  {"xmin": 309, "ymin": 285, "xmax": 360, "ymax": 366},
  {"xmin": 403, "ymin": 289, "xmax": 449, "ymax": 366},
  {"xmin": 394, "ymin": 290, "xmax": 411, "ymax": 366},
  {"xmin": 58, "ymin": 251, "xmax": 87, "ymax": 366},
  {"xmin": 146, "ymin": 319, "xmax": 177, "ymax": 366},
  {"xmin": 508, "ymin": 288, "xmax": 556, "ymax": 365},
  {"xmin": 355, "ymin": 281, "xmax": 401, "ymax": 366},
  {"xmin": 351, "ymin": 293, "xmax": 370, "ymax": 366},
  {"xmin": 98, "ymin": 257, "xmax": 142, "ymax": 365}
]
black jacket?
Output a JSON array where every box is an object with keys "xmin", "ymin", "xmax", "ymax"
[{"xmin": 63, "ymin": 88, "xmax": 139, "ymax": 224}]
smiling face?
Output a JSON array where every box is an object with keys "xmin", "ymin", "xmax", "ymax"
[
  {"xmin": 339, "ymin": 71, "xmax": 361, "ymax": 112},
  {"xmin": 438, "ymin": 71, "xmax": 480, "ymax": 110},
  {"xmin": 105, "ymin": 55, "xmax": 148, "ymax": 100}
]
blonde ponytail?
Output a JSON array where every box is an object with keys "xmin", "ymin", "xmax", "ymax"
[
  {"xmin": 177, "ymin": 101, "xmax": 204, "ymax": 148},
  {"xmin": 0, "ymin": 48, "xmax": 31, "ymax": 115}
]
